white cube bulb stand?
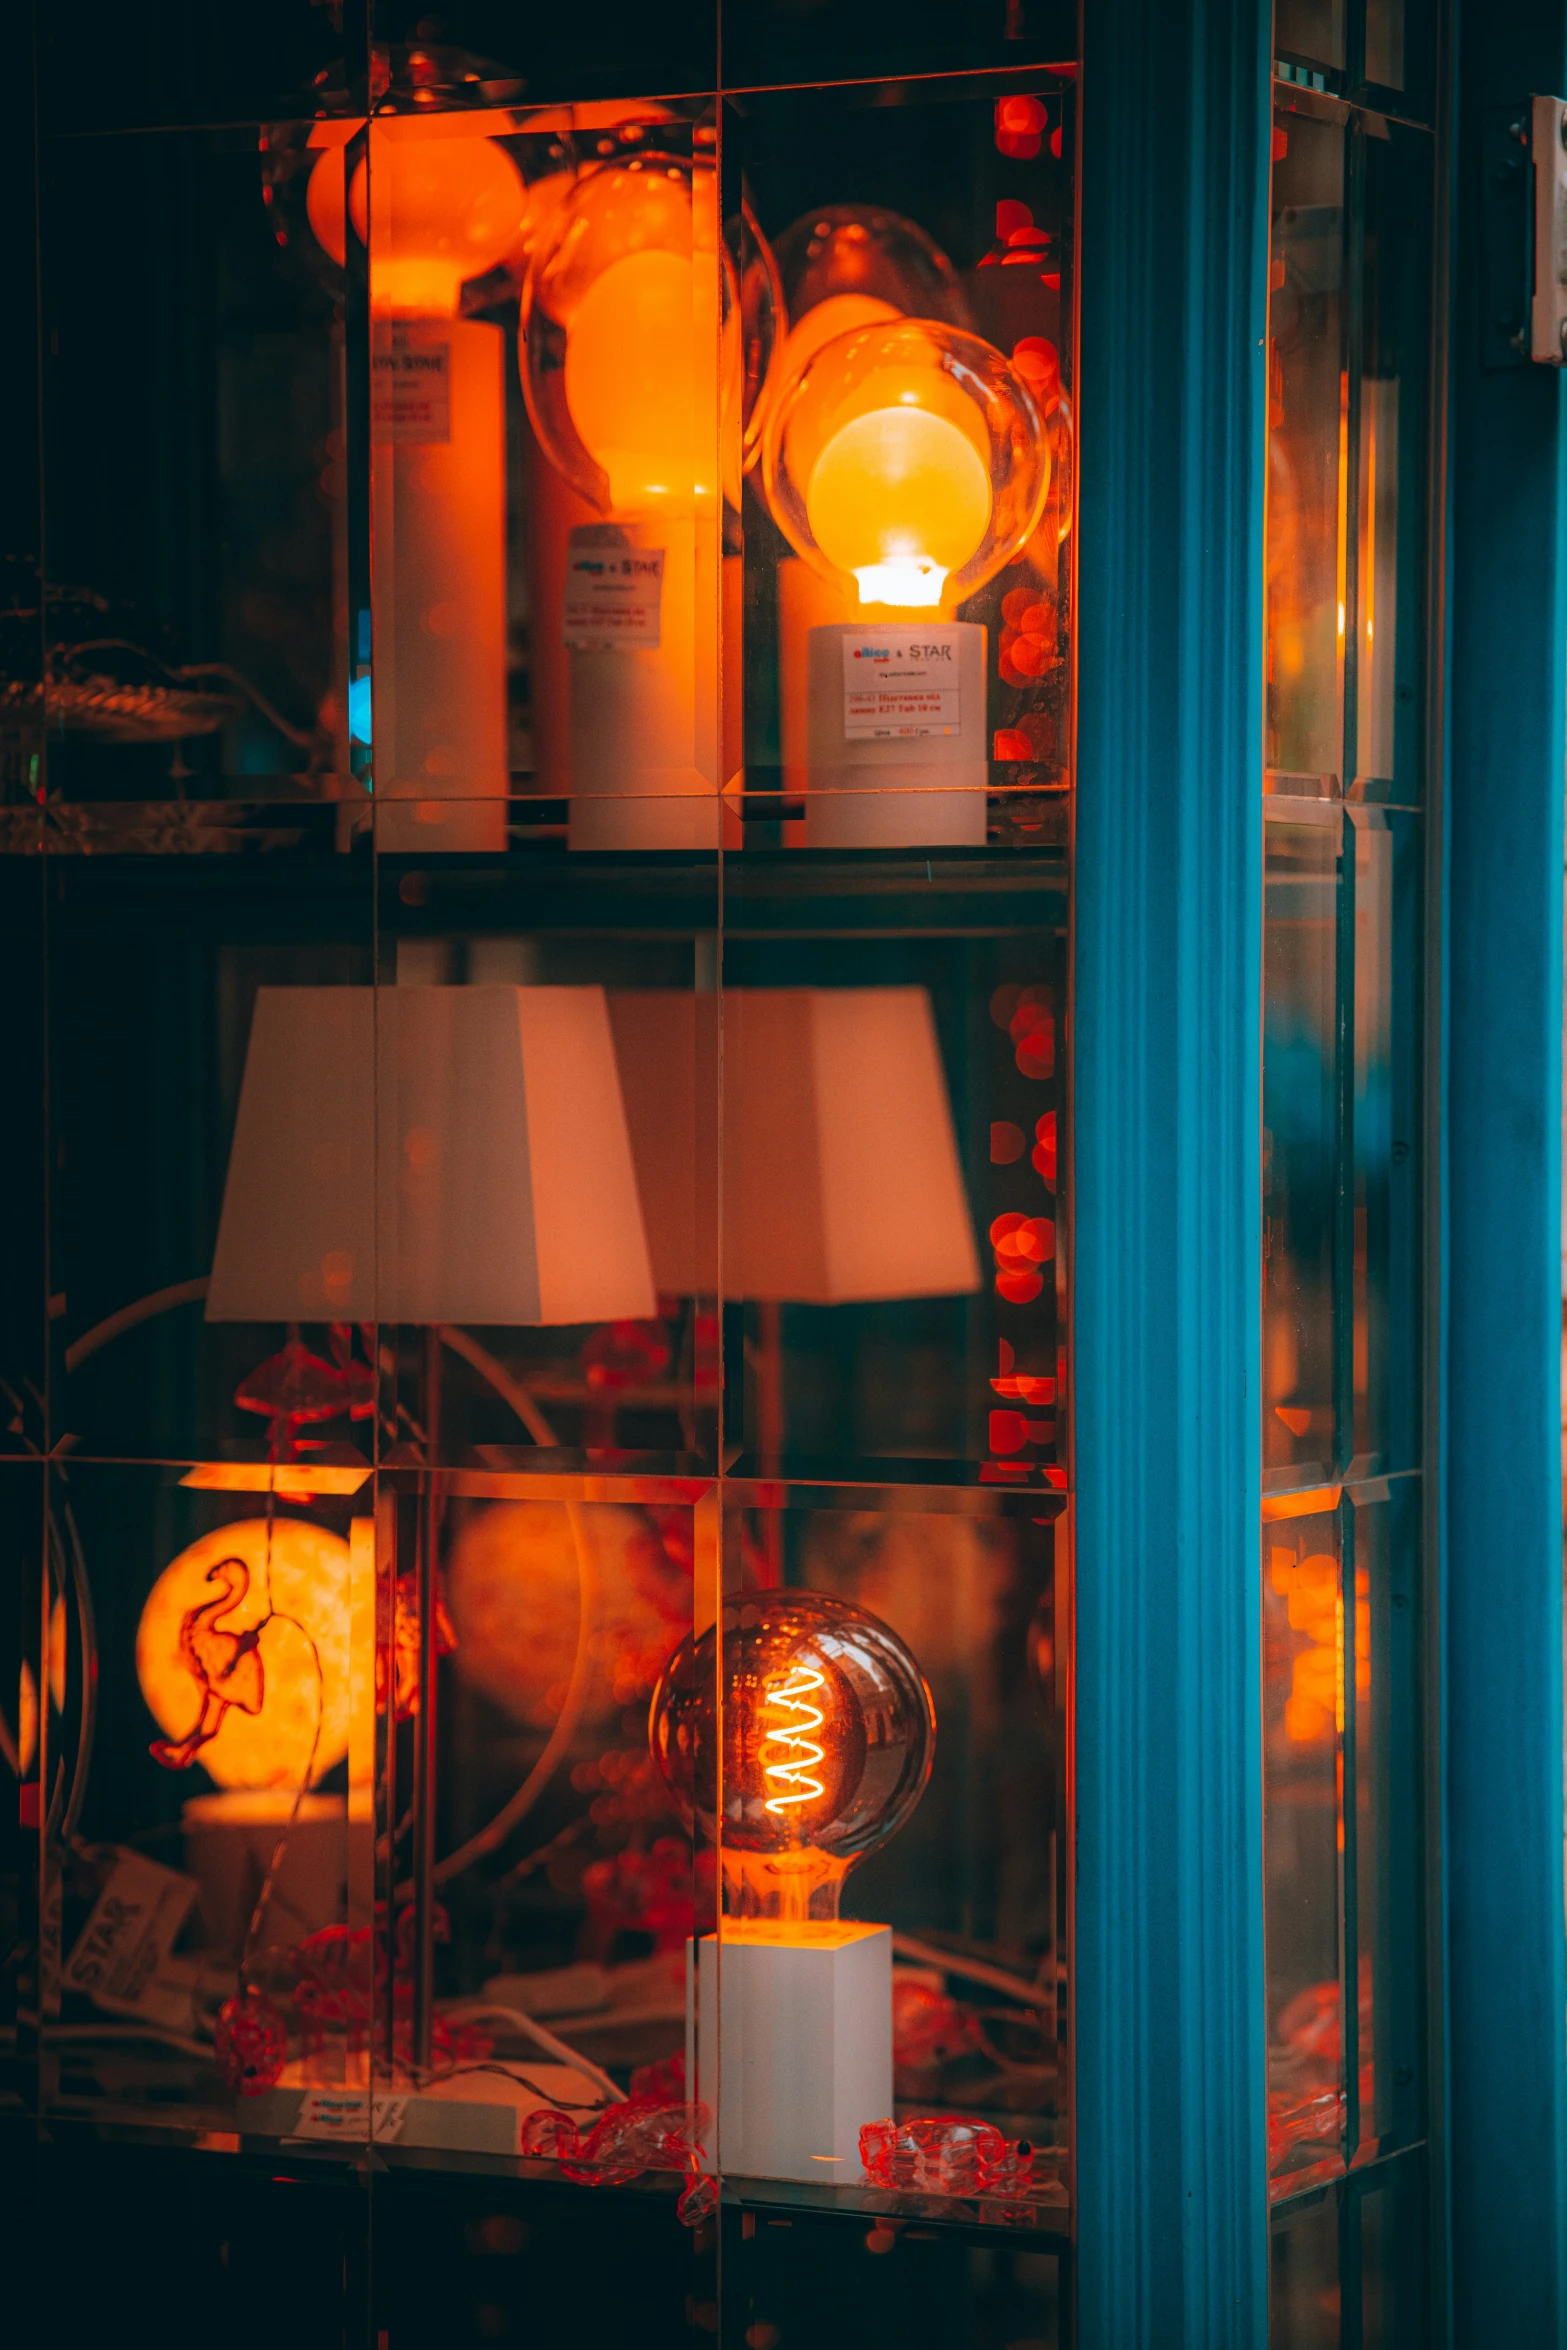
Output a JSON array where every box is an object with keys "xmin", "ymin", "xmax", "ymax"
[
  {"xmin": 693, "ymin": 1921, "xmax": 892, "ymax": 2185},
  {"xmin": 566, "ymin": 518, "xmax": 721, "ymax": 851},
  {"xmin": 805, "ymin": 620, "xmax": 988, "ymax": 849},
  {"xmin": 371, "ymin": 319, "xmax": 511, "ymax": 854}
]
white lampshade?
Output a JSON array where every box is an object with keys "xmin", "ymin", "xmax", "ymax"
[
  {"xmin": 207, "ymin": 986, "xmax": 656, "ymax": 1327},
  {"xmin": 607, "ymin": 987, "xmax": 980, "ymax": 1304}
]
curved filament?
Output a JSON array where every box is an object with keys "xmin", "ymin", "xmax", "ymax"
[{"xmin": 761, "ymin": 1664, "xmax": 827, "ymax": 1816}]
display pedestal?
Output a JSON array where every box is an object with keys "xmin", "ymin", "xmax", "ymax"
[
  {"xmin": 372, "ymin": 317, "xmax": 510, "ymax": 854},
  {"xmin": 693, "ymin": 1921, "xmax": 892, "ymax": 2184},
  {"xmin": 567, "ymin": 519, "xmax": 720, "ymax": 851},
  {"xmin": 805, "ymin": 620, "xmax": 988, "ymax": 848},
  {"xmin": 182, "ymin": 1791, "xmax": 362, "ymax": 1962}
]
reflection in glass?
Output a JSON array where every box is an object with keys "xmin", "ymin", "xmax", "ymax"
[
  {"xmin": 522, "ymin": 120, "xmax": 727, "ymax": 849},
  {"xmin": 1266, "ymin": 108, "xmax": 1345, "ymax": 792},
  {"xmin": 1275, "ymin": 0, "xmax": 1346, "ymax": 69},
  {"xmin": 1264, "ymin": 819, "xmax": 1339, "ymax": 1483}
]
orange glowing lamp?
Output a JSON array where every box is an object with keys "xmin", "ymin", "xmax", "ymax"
[
  {"xmin": 649, "ymin": 1589, "xmax": 934, "ymax": 1928},
  {"xmin": 522, "ymin": 142, "xmax": 738, "ymax": 517},
  {"xmin": 306, "ymin": 125, "xmax": 527, "ymax": 316},
  {"xmin": 763, "ymin": 319, "xmax": 1048, "ymax": 613},
  {"xmin": 136, "ymin": 1519, "xmax": 355, "ymax": 1790}
]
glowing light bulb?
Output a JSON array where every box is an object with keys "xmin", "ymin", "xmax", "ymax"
[
  {"xmin": 562, "ymin": 246, "xmax": 719, "ymax": 513},
  {"xmin": 136, "ymin": 1519, "xmax": 354, "ymax": 1790},
  {"xmin": 649, "ymin": 1589, "xmax": 934, "ymax": 1927},
  {"xmin": 302, "ymin": 130, "xmax": 526, "ymax": 315},
  {"xmin": 763, "ymin": 319, "xmax": 1047, "ymax": 616},
  {"xmin": 522, "ymin": 146, "xmax": 737, "ymax": 518},
  {"xmin": 807, "ymin": 402, "xmax": 993, "ymax": 607},
  {"xmin": 761, "ymin": 1662, "xmax": 829, "ymax": 1813}
]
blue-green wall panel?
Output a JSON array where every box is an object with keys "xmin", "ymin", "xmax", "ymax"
[
  {"xmin": 1074, "ymin": 0, "xmax": 1272, "ymax": 2337},
  {"xmin": 1447, "ymin": 3, "xmax": 1567, "ymax": 2336}
]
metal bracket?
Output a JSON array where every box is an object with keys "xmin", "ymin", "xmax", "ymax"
[{"xmin": 1529, "ymin": 93, "xmax": 1567, "ymax": 363}]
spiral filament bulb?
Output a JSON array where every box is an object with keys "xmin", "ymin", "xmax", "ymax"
[{"xmin": 761, "ymin": 1664, "xmax": 828, "ymax": 1816}]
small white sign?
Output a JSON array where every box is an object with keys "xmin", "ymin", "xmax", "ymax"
[
  {"xmin": 293, "ymin": 2091, "xmax": 409, "ymax": 2144},
  {"xmin": 563, "ymin": 530, "xmax": 665, "ymax": 651},
  {"xmin": 373, "ymin": 330, "xmax": 451, "ymax": 444},
  {"xmin": 842, "ymin": 630, "xmax": 962, "ymax": 739},
  {"xmin": 63, "ymin": 1848, "xmax": 197, "ymax": 2018}
]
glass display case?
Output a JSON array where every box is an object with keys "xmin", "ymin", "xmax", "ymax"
[
  {"xmin": 2, "ymin": 8, "xmax": 1082, "ymax": 2340},
  {"xmin": 4, "ymin": 0, "xmax": 1492, "ymax": 2337},
  {"xmin": 1262, "ymin": 23, "xmax": 1434, "ymax": 2340}
]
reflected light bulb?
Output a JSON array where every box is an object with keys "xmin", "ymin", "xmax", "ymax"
[
  {"xmin": 522, "ymin": 148, "xmax": 736, "ymax": 520},
  {"xmin": 649, "ymin": 1589, "xmax": 935, "ymax": 1927},
  {"xmin": 306, "ymin": 134, "xmax": 526, "ymax": 314},
  {"xmin": 136, "ymin": 1519, "xmax": 354, "ymax": 1790},
  {"xmin": 564, "ymin": 246, "xmax": 719, "ymax": 513}
]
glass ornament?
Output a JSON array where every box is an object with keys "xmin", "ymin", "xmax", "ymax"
[{"xmin": 648, "ymin": 1588, "xmax": 935, "ymax": 1924}]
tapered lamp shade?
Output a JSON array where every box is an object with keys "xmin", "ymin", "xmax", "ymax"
[
  {"xmin": 607, "ymin": 987, "xmax": 980, "ymax": 1303},
  {"xmin": 207, "ymin": 986, "xmax": 656, "ymax": 1327}
]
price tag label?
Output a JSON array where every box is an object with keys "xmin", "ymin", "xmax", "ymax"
[
  {"xmin": 563, "ymin": 529, "xmax": 665, "ymax": 651},
  {"xmin": 292, "ymin": 2092, "xmax": 409, "ymax": 2144},
  {"xmin": 373, "ymin": 329, "xmax": 451, "ymax": 444},
  {"xmin": 842, "ymin": 631, "xmax": 962, "ymax": 739},
  {"xmin": 63, "ymin": 1848, "xmax": 197, "ymax": 2018}
]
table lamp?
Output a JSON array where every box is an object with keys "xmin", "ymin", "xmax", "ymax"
[
  {"xmin": 763, "ymin": 321, "xmax": 1048, "ymax": 847},
  {"xmin": 606, "ymin": 985, "xmax": 980, "ymax": 1311},
  {"xmin": 766, "ymin": 206, "xmax": 971, "ymax": 804},
  {"xmin": 204, "ymin": 981, "xmax": 656, "ymax": 2055},
  {"xmin": 136, "ymin": 1516, "xmax": 368, "ymax": 1962},
  {"xmin": 521, "ymin": 130, "xmax": 738, "ymax": 850},
  {"xmin": 306, "ymin": 109, "xmax": 527, "ymax": 852},
  {"xmin": 650, "ymin": 1588, "xmax": 935, "ymax": 2182}
]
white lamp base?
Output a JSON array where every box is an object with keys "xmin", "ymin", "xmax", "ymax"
[
  {"xmin": 805, "ymin": 620, "xmax": 988, "ymax": 849},
  {"xmin": 182, "ymin": 1792, "xmax": 363, "ymax": 1962},
  {"xmin": 693, "ymin": 1921, "xmax": 892, "ymax": 2185}
]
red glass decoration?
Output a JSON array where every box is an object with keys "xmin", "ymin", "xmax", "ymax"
[
  {"xmin": 859, "ymin": 2114, "xmax": 1035, "ymax": 2195},
  {"xmin": 148, "ymin": 1556, "xmax": 265, "ymax": 1770},
  {"xmin": 215, "ymin": 1988, "xmax": 289, "ymax": 2095}
]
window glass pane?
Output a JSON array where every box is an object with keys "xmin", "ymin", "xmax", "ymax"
[
  {"xmin": 1264, "ymin": 816, "xmax": 1340, "ymax": 1484},
  {"xmin": 1267, "ymin": 108, "xmax": 1346, "ymax": 794},
  {"xmin": 1275, "ymin": 0, "xmax": 1347, "ymax": 72}
]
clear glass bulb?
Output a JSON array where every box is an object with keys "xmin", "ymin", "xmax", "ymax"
[
  {"xmin": 762, "ymin": 318, "xmax": 1049, "ymax": 613},
  {"xmin": 520, "ymin": 129, "xmax": 739, "ymax": 518},
  {"xmin": 648, "ymin": 1588, "xmax": 935, "ymax": 1925}
]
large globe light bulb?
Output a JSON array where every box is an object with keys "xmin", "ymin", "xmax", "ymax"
[
  {"xmin": 649, "ymin": 1589, "xmax": 935, "ymax": 1926},
  {"xmin": 764, "ymin": 319, "xmax": 1047, "ymax": 614},
  {"xmin": 303, "ymin": 129, "xmax": 527, "ymax": 316},
  {"xmin": 136, "ymin": 1519, "xmax": 354, "ymax": 1790},
  {"xmin": 522, "ymin": 143, "xmax": 737, "ymax": 518}
]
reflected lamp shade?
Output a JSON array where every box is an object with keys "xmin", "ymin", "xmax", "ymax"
[
  {"xmin": 607, "ymin": 987, "xmax": 980, "ymax": 1304},
  {"xmin": 207, "ymin": 986, "xmax": 656, "ymax": 1327}
]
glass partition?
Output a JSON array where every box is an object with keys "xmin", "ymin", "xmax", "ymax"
[{"xmin": 1263, "ymin": 22, "xmax": 1434, "ymax": 2340}]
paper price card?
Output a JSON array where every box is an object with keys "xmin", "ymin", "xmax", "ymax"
[
  {"xmin": 63, "ymin": 1848, "xmax": 197, "ymax": 2017},
  {"xmin": 562, "ymin": 529, "xmax": 665, "ymax": 651},
  {"xmin": 372, "ymin": 329, "xmax": 451, "ymax": 444},
  {"xmin": 842, "ymin": 630, "xmax": 962, "ymax": 739},
  {"xmin": 292, "ymin": 2092, "xmax": 409, "ymax": 2144}
]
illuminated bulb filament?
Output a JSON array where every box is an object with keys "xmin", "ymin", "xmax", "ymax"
[{"xmin": 761, "ymin": 1665, "xmax": 828, "ymax": 1815}]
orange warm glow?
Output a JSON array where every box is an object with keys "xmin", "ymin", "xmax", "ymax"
[
  {"xmin": 785, "ymin": 343, "xmax": 995, "ymax": 608},
  {"xmin": 563, "ymin": 247, "xmax": 722, "ymax": 514},
  {"xmin": 136, "ymin": 1520, "xmax": 354, "ymax": 1789},
  {"xmin": 307, "ymin": 132, "xmax": 526, "ymax": 315},
  {"xmin": 1269, "ymin": 1546, "xmax": 1371, "ymax": 1745},
  {"xmin": 760, "ymin": 1663, "xmax": 829, "ymax": 1817}
]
